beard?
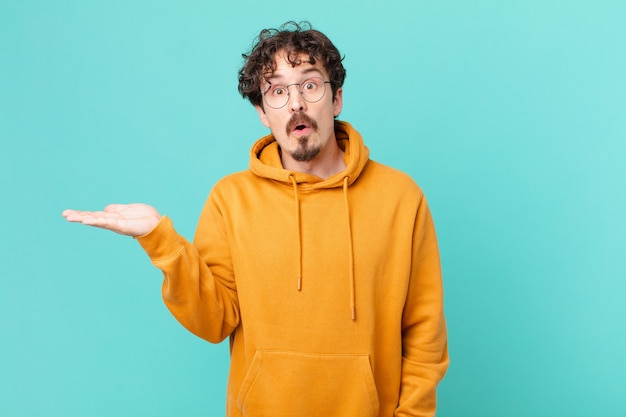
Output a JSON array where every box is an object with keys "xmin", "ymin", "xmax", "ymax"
[
  {"xmin": 286, "ymin": 112, "xmax": 321, "ymax": 162},
  {"xmin": 290, "ymin": 137, "xmax": 321, "ymax": 161}
]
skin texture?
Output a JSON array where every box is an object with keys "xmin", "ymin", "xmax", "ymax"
[{"xmin": 62, "ymin": 204, "xmax": 161, "ymax": 236}]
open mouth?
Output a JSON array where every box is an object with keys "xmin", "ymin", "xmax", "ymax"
[
  {"xmin": 286, "ymin": 114, "xmax": 318, "ymax": 136},
  {"xmin": 291, "ymin": 122, "xmax": 312, "ymax": 136}
]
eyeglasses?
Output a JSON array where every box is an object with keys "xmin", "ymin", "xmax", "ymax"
[{"xmin": 262, "ymin": 77, "xmax": 332, "ymax": 109}]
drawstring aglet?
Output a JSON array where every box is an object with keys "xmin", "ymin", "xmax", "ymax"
[
  {"xmin": 297, "ymin": 277, "xmax": 302, "ymax": 291},
  {"xmin": 351, "ymin": 307, "xmax": 356, "ymax": 320}
]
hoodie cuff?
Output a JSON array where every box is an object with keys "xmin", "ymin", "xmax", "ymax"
[{"xmin": 134, "ymin": 216, "xmax": 184, "ymax": 261}]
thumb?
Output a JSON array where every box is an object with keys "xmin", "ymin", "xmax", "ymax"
[{"xmin": 104, "ymin": 204, "xmax": 125, "ymax": 213}]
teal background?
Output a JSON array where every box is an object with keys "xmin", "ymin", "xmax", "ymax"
[{"xmin": 2, "ymin": 1, "xmax": 625, "ymax": 416}]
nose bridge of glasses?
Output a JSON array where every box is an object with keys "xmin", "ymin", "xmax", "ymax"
[
  {"xmin": 284, "ymin": 82, "xmax": 306, "ymax": 107},
  {"xmin": 286, "ymin": 81, "xmax": 304, "ymax": 96}
]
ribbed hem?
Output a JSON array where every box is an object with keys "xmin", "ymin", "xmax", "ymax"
[{"xmin": 134, "ymin": 216, "xmax": 183, "ymax": 261}]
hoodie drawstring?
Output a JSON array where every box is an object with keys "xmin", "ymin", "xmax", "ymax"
[
  {"xmin": 289, "ymin": 174, "xmax": 303, "ymax": 291},
  {"xmin": 343, "ymin": 177, "xmax": 356, "ymax": 320},
  {"xmin": 289, "ymin": 174, "xmax": 356, "ymax": 321}
]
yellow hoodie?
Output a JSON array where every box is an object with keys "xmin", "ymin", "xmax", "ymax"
[{"xmin": 137, "ymin": 121, "xmax": 449, "ymax": 417}]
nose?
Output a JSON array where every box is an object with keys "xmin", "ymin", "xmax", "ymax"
[{"xmin": 287, "ymin": 84, "xmax": 307, "ymax": 112}]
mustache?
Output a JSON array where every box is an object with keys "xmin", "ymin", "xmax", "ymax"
[{"xmin": 286, "ymin": 113, "xmax": 318, "ymax": 135}]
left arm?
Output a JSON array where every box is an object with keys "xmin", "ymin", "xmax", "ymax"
[{"xmin": 396, "ymin": 196, "xmax": 449, "ymax": 417}]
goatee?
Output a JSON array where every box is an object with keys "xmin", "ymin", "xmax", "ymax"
[
  {"xmin": 291, "ymin": 137, "xmax": 321, "ymax": 162},
  {"xmin": 286, "ymin": 112, "xmax": 321, "ymax": 162}
]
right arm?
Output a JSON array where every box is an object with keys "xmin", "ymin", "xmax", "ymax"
[
  {"xmin": 63, "ymin": 201, "xmax": 240, "ymax": 343},
  {"xmin": 136, "ymin": 210, "xmax": 239, "ymax": 343}
]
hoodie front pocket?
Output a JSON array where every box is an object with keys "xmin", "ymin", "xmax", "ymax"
[{"xmin": 236, "ymin": 350, "xmax": 379, "ymax": 417}]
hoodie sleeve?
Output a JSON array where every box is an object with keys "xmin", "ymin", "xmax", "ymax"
[
  {"xmin": 135, "ymin": 195, "xmax": 240, "ymax": 344},
  {"xmin": 395, "ymin": 195, "xmax": 449, "ymax": 417}
]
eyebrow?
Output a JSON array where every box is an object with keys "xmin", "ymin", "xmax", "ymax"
[{"xmin": 266, "ymin": 67, "xmax": 325, "ymax": 83}]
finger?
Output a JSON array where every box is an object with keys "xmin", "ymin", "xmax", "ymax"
[
  {"xmin": 62, "ymin": 209, "xmax": 85, "ymax": 217},
  {"xmin": 63, "ymin": 210, "xmax": 92, "ymax": 222},
  {"xmin": 81, "ymin": 215, "xmax": 108, "ymax": 227},
  {"xmin": 104, "ymin": 204, "xmax": 124, "ymax": 213},
  {"xmin": 81, "ymin": 212, "xmax": 120, "ymax": 230},
  {"xmin": 81, "ymin": 214, "xmax": 136, "ymax": 236}
]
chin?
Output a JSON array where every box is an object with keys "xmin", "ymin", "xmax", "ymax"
[{"xmin": 291, "ymin": 146, "xmax": 322, "ymax": 162}]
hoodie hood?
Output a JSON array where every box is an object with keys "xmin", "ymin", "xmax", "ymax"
[{"xmin": 249, "ymin": 120, "xmax": 370, "ymax": 188}]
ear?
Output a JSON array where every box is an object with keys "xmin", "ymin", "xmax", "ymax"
[
  {"xmin": 333, "ymin": 87, "xmax": 343, "ymax": 117},
  {"xmin": 255, "ymin": 105, "xmax": 270, "ymax": 128}
]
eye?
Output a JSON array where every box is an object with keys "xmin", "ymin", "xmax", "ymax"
[
  {"xmin": 271, "ymin": 86, "xmax": 287, "ymax": 97},
  {"xmin": 302, "ymin": 80, "xmax": 319, "ymax": 91}
]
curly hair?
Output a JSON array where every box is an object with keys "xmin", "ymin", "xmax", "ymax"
[{"xmin": 238, "ymin": 21, "xmax": 346, "ymax": 109}]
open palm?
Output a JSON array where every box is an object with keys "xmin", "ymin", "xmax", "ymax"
[{"xmin": 62, "ymin": 203, "xmax": 161, "ymax": 237}]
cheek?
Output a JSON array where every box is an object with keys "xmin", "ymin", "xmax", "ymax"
[
  {"xmin": 270, "ymin": 108, "xmax": 289, "ymax": 121},
  {"xmin": 268, "ymin": 116, "xmax": 292, "ymax": 138}
]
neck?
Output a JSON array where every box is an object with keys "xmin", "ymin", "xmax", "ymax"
[{"xmin": 281, "ymin": 140, "xmax": 346, "ymax": 180}]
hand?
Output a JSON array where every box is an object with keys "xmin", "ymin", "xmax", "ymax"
[{"xmin": 62, "ymin": 203, "xmax": 162, "ymax": 237}]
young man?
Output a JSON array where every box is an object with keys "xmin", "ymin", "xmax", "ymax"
[{"xmin": 63, "ymin": 22, "xmax": 449, "ymax": 417}]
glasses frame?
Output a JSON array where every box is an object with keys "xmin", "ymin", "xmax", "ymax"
[{"xmin": 262, "ymin": 77, "xmax": 332, "ymax": 109}]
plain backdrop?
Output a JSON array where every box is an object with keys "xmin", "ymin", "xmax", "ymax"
[{"xmin": 1, "ymin": 1, "xmax": 625, "ymax": 416}]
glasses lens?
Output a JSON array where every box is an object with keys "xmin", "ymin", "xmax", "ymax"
[
  {"xmin": 264, "ymin": 84, "xmax": 289, "ymax": 109},
  {"xmin": 263, "ymin": 77, "xmax": 328, "ymax": 109},
  {"xmin": 300, "ymin": 78, "xmax": 326, "ymax": 103}
]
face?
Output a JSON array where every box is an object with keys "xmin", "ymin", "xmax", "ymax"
[{"xmin": 255, "ymin": 51, "xmax": 343, "ymax": 165}]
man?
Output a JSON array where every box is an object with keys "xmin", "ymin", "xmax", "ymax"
[{"xmin": 63, "ymin": 22, "xmax": 449, "ymax": 417}]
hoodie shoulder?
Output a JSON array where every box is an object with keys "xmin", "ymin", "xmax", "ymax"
[
  {"xmin": 213, "ymin": 169, "xmax": 257, "ymax": 190},
  {"xmin": 360, "ymin": 159, "xmax": 425, "ymax": 198}
]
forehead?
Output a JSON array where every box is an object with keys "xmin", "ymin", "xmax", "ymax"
[{"xmin": 264, "ymin": 50, "xmax": 327, "ymax": 83}]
